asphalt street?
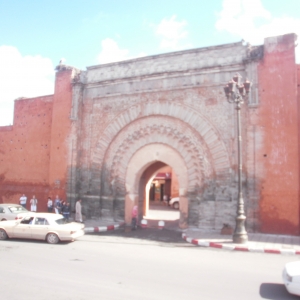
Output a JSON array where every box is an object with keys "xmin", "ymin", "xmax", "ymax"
[{"xmin": 0, "ymin": 229, "xmax": 299, "ymax": 300}]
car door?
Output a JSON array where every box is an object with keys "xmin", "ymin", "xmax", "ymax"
[
  {"xmin": 31, "ymin": 217, "xmax": 50, "ymax": 240},
  {"xmin": 12, "ymin": 216, "xmax": 34, "ymax": 239}
]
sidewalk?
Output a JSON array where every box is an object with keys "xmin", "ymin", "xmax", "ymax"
[
  {"xmin": 83, "ymin": 218, "xmax": 124, "ymax": 233},
  {"xmin": 82, "ymin": 217, "xmax": 180, "ymax": 231},
  {"xmin": 82, "ymin": 217, "xmax": 300, "ymax": 255},
  {"xmin": 183, "ymin": 228, "xmax": 300, "ymax": 255}
]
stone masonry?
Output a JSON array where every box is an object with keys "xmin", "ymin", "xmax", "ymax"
[
  {"xmin": 0, "ymin": 33, "xmax": 298, "ymax": 234},
  {"xmin": 68, "ymin": 40, "xmax": 261, "ymax": 230}
]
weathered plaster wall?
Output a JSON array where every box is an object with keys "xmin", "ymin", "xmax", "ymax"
[
  {"xmin": 257, "ymin": 34, "xmax": 299, "ymax": 234},
  {"xmin": 72, "ymin": 34, "xmax": 298, "ymax": 234},
  {"xmin": 0, "ymin": 95, "xmax": 53, "ymax": 210},
  {"xmin": 73, "ymin": 41, "xmax": 251, "ymax": 229}
]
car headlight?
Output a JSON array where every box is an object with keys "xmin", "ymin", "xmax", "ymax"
[
  {"xmin": 286, "ymin": 273, "xmax": 293, "ymax": 282},
  {"xmin": 284, "ymin": 270, "xmax": 293, "ymax": 283}
]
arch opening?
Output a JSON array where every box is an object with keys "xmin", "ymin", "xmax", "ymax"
[
  {"xmin": 142, "ymin": 163, "xmax": 180, "ymax": 228},
  {"xmin": 124, "ymin": 143, "xmax": 189, "ymax": 229}
]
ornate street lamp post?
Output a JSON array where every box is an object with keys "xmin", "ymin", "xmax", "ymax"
[{"xmin": 224, "ymin": 73, "xmax": 251, "ymax": 244}]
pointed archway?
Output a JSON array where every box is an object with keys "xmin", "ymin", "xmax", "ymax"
[
  {"xmin": 124, "ymin": 143, "xmax": 188, "ymax": 228},
  {"xmin": 142, "ymin": 164, "xmax": 180, "ymax": 227}
]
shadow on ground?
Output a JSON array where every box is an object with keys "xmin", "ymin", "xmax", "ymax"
[
  {"xmin": 89, "ymin": 226, "xmax": 189, "ymax": 245},
  {"xmin": 86, "ymin": 202, "xmax": 185, "ymax": 245},
  {"xmin": 259, "ymin": 283, "xmax": 298, "ymax": 299}
]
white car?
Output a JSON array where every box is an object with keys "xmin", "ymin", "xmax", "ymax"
[
  {"xmin": 282, "ymin": 261, "xmax": 300, "ymax": 296},
  {"xmin": 0, "ymin": 213, "xmax": 84, "ymax": 244},
  {"xmin": 0, "ymin": 204, "xmax": 29, "ymax": 221},
  {"xmin": 169, "ymin": 197, "xmax": 179, "ymax": 209}
]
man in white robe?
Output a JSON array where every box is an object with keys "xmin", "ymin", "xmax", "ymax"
[{"xmin": 75, "ymin": 199, "xmax": 83, "ymax": 223}]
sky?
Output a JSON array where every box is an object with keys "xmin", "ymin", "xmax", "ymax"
[{"xmin": 0, "ymin": 0, "xmax": 299, "ymax": 126}]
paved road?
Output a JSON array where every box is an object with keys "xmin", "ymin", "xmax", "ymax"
[{"xmin": 0, "ymin": 229, "xmax": 298, "ymax": 300}]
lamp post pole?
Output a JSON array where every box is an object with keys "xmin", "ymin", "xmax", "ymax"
[{"xmin": 224, "ymin": 74, "xmax": 251, "ymax": 244}]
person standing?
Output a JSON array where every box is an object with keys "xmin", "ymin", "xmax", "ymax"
[
  {"xmin": 19, "ymin": 194, "xmax": 27, "ymax": 208},
  {"xmin": 131, "ymin": 205, "xmax": 138, "ymax": 230},
  {"xmin": 75, "ymin": 199, "xmax": 83, "ymax": 223},
  {"xmin": 62, "ymin": 202, "xmax": 70, "ymax": 220},
  {"xmin": 30, "ymin": 195, "xmax": 38, "ymax": 212},
  {"xmin": 163, "ymin": 195, "xmax": 168, "ymax": 205},
  {"xmin": 47, "ymin": 197, "xmax": 53, "ymax": 213},
  {"xmin": 54, "ymin": 195, "xmax": 61, "ymax": 214}
]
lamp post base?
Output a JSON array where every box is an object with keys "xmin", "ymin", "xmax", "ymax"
[
  {"xmin": 233, "ymin": 233, "xmax": 248, "ymax": 244},
  {"xmin": 232, "ymin": 213, "xmax": 248, "ymax": 244}
]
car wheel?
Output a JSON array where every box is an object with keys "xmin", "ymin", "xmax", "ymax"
[
  {"xmin": 173, "ymin": 202, "xmax": 179, "ymax": 209},
  {"xmin": 1, "ymin": 218, "xmax": 7, "ymax": 221},
  {"xmin": 0, "ymin": 229, "xmax": 8, "ymax": 240},
  {"xmin": 46, "ymin": 233, "xmax": 59, "ymax": 244}
]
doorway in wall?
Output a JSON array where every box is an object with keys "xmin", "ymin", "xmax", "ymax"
[{"xmin": 144, "ymin": 166, "xmax": 179, "ymax": 228}]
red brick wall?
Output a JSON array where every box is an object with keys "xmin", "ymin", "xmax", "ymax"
[
  {"xmin": 298, "ymin": 63, "xmax": 300, "ymax": 232},
  {"xmin": 48, "ymin": 68, "xmax": 74, "ymax": 200},
  {"xmin": 0, "ymin": 68, "xmax": 74, "ymax": 210},
  {"xmin": 257, "ymin": 34, "xmax": 299, "ymax": 234},
  {"xmin": 0, "ymin": 95, "xmax": 53, "ymax": 211}
]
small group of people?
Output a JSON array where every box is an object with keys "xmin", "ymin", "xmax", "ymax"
[
  {"xmin": 19, "ymin": 194, "xmax": 38, "ymax": 212},
  {"xmin": 47, "ymin": 195, "xmax": 71, "ymax": 220},
  {"xmin": 20, "ymin": 194, "xmax": 83, "ymax": 223}
]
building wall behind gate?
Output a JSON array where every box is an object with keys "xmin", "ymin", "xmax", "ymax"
[{"xmin": 256, "ymin": 34, "xmax": 299, "ymax": 234}]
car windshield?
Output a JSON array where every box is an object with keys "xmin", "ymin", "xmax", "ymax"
[
  {"xmin": 8, "ymin": 205, "xmax": 28, "ymax": 213},
  {"xmin": 55, "ymin": 217, "xmax": 70, "ymax": 225}
]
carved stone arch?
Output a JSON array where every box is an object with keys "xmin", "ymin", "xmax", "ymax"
[
  {"xmin": 101, "ymin": 116, "xmax": 213, "ymax": 198},
  {"xmin": 91, "ymin": 100, "xmax": 231, "ymax": 196}
]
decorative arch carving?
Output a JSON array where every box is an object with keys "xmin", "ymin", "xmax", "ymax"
[
  {"xmin": 90, "ymin": 100, "xmax": 231, "ymax": 197},
  {"xmin": 102, "ymin": 116, "xmax": 211, "ymax": 197}
]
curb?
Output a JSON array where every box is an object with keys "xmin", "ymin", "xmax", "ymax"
[
  {"xmin": 182, "ymin": 233, "xmax": 300, "ymax": 255},
  {"xmin": 85, "ymin": 222, "xmax": 125, "ymax": 233}
]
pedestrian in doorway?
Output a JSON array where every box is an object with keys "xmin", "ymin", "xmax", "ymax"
[
  {"xmin": 19, "ymin": 194, "xmax": 27, "ymax": 208},
  {"xmin": 30, "ymin": 195, "xmax": 38, "ymax": 212},
  {"xmin": 163, "ymin": 195, "xmax": 168, "ymax": 206},
  {"xmin": 47, "ymin": 197, "xmax": 53, "ymax": 212},
  {"xmin": 131, "ymin": 205, "xmax": 138, "ymax": 230},
  {"xmin": 75, "ymin": 199, "xmax": 83, "ymax": 223}
]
